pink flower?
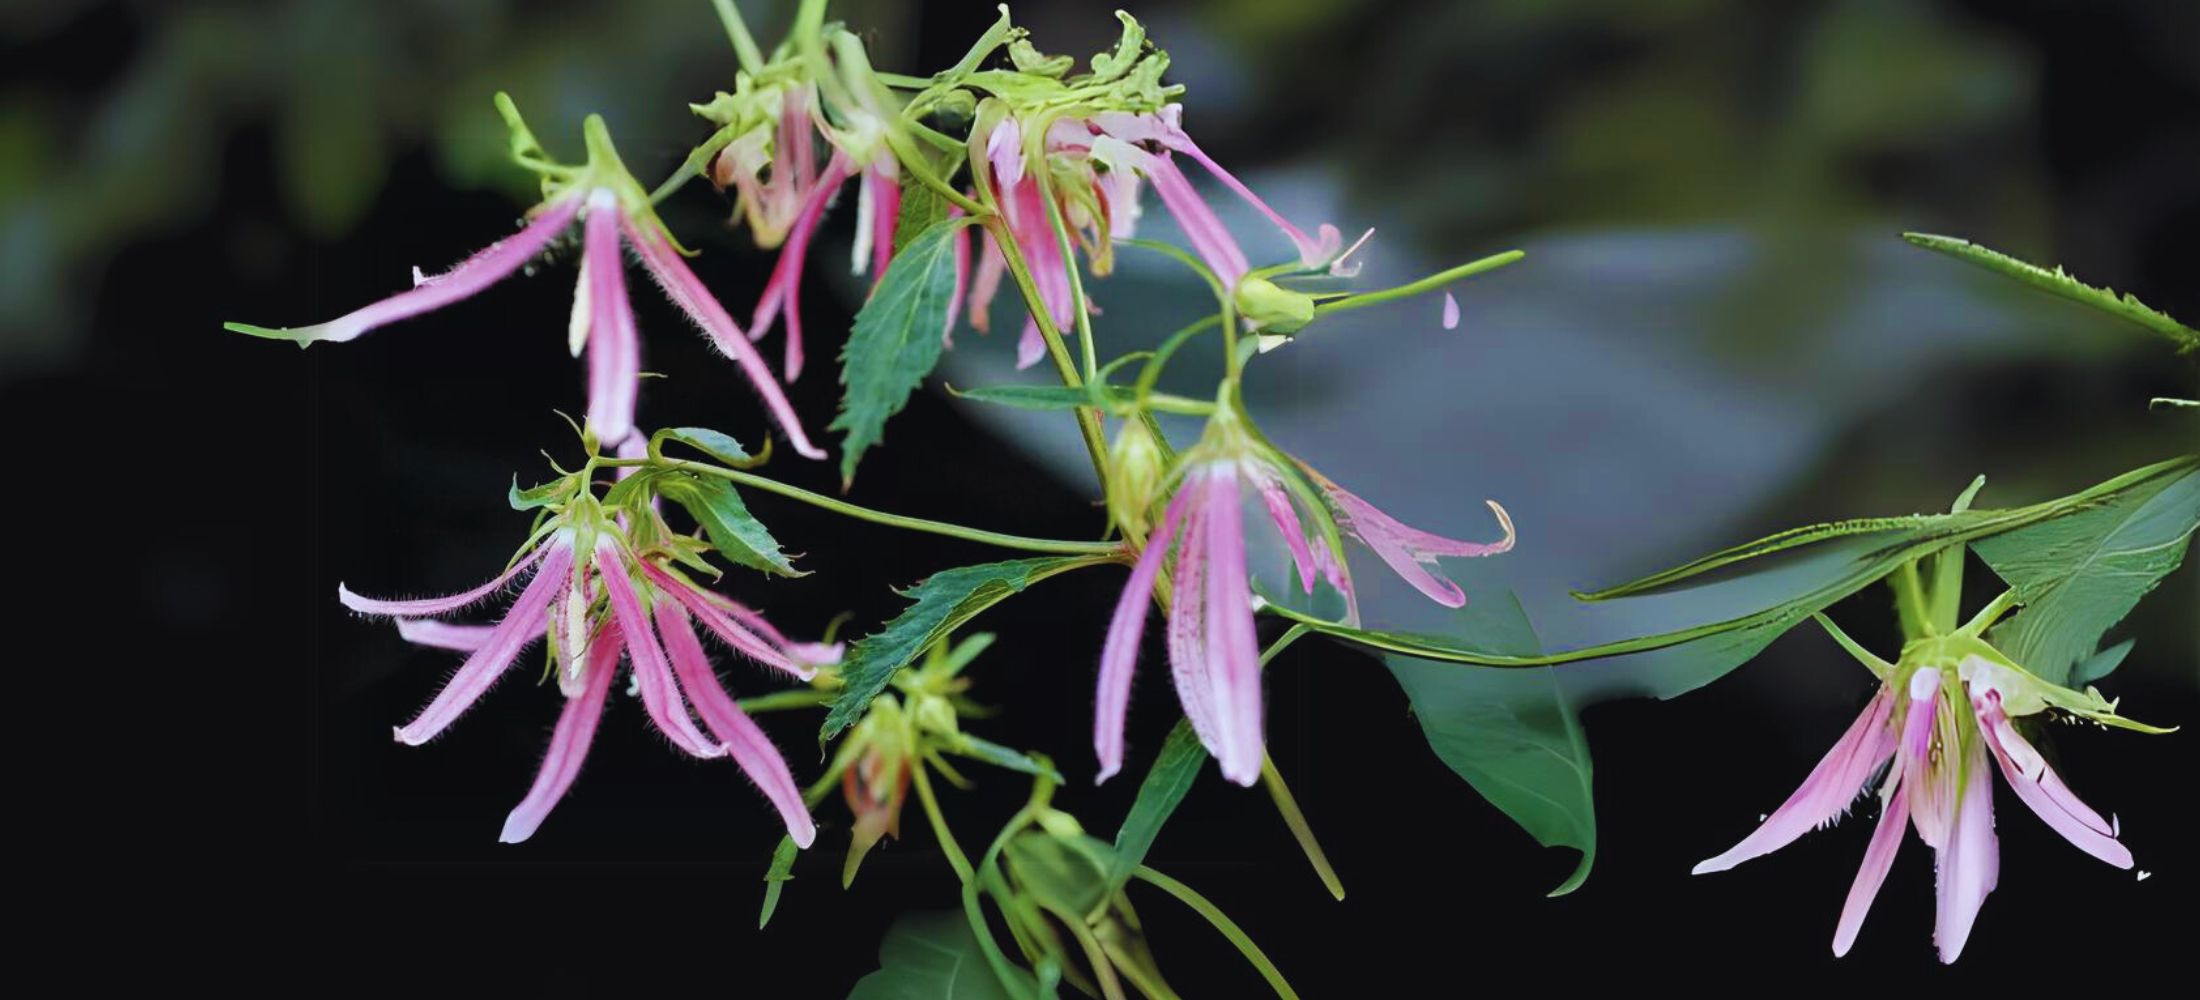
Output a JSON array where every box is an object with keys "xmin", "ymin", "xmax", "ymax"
[
  {"xmin": 965, "ymin": 104, "xmax": 1348, "ymax": 369},
  {"xmin": 339, "ymin": 530, "xmax": 836, "ymax": 846},
  {"xmin": 230, "ymin": 186, "xmax": 822, "ymax": 458},
  {"xmin": 1694, "ymin": 657, "xmax": 2140, "ymax": 963},
  {"xmin": 1093, "ymin": 452, "xmax": 1514, "ymax": 785}
]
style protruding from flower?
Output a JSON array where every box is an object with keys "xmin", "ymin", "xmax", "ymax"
[
  {"xmin": 1094, "ymin": 404, "xmax": 1514, "ymax": 786},
  {"xmin": 1693, "ymin": 594, "xmax": 2171, "ymax": 963},
  {"xmin": 226, "ymin": 95, "xmax": 822, "ymax": 459},
  {"xmin": 337, "ymin": 479, "xmax": 838, "ymax": 847}
]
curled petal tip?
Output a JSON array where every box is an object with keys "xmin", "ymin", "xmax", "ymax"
[
  {"xmin": 391, "ymin": 725, "xmax": 423, "ymax": 746},
  {"xmin": 1094, "ymin": 761, "xmax": 1119, "ymax": 786},
  {"xmin": 1689, "ymin": 858, "xmax": 1726, "ymax": 876},
  {"xmin": 789, "ymin": 817, "xmax": 818, "ymax": 850},
  {"xmin": 1484, "ymin": 500, "xmax": 1517, "ymax": 552}
]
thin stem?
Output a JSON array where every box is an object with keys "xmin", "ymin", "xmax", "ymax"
[
  {"xmin": 735, "ymin": 689, "xmax": 836, "ymax": 713},
  {"xmin": 1258, "ymin": 755, "xmax": 1345, "ymax": 901},
  {"xmin": 612, "ymin": 456, "xmax": 1122, "ymax": 556},
  {"xmin": 909, "ymin": 763, "xmax": 975, "ymax": 882},
  {"xmin": 982, "ymin": 213, "xmax": 1112, "ymax": 481},
  {"xmin": 709, "ymin": 0, "xmax": 768, "ymax": 76},
  {"xmin": 1035, "ymin": 158, "xmax": 1100, "ymax": 379},
  {"xmin": 1310, "ymin": 250, "xmax": 1525, "ymax": 320},
  {"xmin": 1132, "ymin": 866, "xmax": 1299, "ymax": 1000}
]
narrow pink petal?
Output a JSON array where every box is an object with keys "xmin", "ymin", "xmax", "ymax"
[
  {"xmin": 1979, "ymin": 695, "xmax": 2130, "ymax": 867},
  {"xmin": 395, "ymin": 619, "xmax": 495, "ymax": 652},
  {"xmin": 1167, "ymin": 475, "xmax": 1222, "ymax": 758},
  {"xmin": 640, "ymin": 562, "xmax": 811, "ymax": 681},
  {"xmin": 596, "ymin": 541, "xmax": 720, "ymax": 758},
  {"xmin": 1016, "ymin": 317, "xmax": 1047, "ymax": 370},
  {"xmin": 868, "ymin": 162, "xmax": 901, "ymax": 281},
  {"xmin": 498, "ymin": 618, "xmax": 622, "ymax": 844},
  {"xmin": 1246, "ymin": 462, "xmax": 1317, "ymax": 593},
  {"xmin": 1201, "ymin": 467, "xmax": 1266, "ymax": 786},
  {"xmin": 1158, "ymin": 128, "xmax": 1340, "ymax": 269},
  {"xmin": 1442, "ymin": 292, "xmax": 1461, "ymax": 330},
  {"xmin": 1138, "ymin": 151, "xmax": 1249, "ymax": 290},
  {"xmin": 750, "ymin": 155, "xmax": 853, "ymax": 381},
  {"xmin": 581, "ymin": 191, "xmax": 640, "ymax": 447},
  {"xmin": 944, "ymin": 207, "xmax": 970, "ymax": 347},
  {"xmin": 1694, "ymin": 688, "xmax": 1898, "ymax": 874},
  {"xmin": 1932, "ymin": 739, "xmax": 1999, "ymax": 964},
  {"xmin": 1833, "ymin": 780, "xmax": 1911, "ymax": 957},
  {"xmin": 986, "ymin": 117, "xmax": 1025, "ymax": 192},
  {"xmin": 623, "ymin": 214, "xmax": 827, "ymax": 460},
  {"xmin": 1313, "ymin": 534, "xmax": 1360, "ymax": 626},
  {"xmin": 654, "ymin": 600, "xmax": 816, "ymax": 847},
  {"xmin": 338, "ymin": 544, "xmax": 548, "ymax": 618},
  {"xmin": 393, "ymin": 542, "xmax": 575, "ymax": 745},
  {"xmin": 1094, "ymin": 490, "xmax": 1193, "ymax": 784},
  {"xmin": 251, "ymin": 197, "xmax": 579, "ymax": 344},
  {"xmin": 1903, "ymin": 669, "xmax": 1958, "ymax": 849},
  {"xmin": 970, "ymin": 231, "xmax": 1007, "ymax": 333},
  {"xmin": 1321, "ymin": 472, "xmax": 1515, "ymax": 608},
  {"xmin": 780, "ymin": 85, "xmax": 817, "ymax": 192}
]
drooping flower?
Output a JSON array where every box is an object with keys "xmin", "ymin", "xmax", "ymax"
[
  {"xmin": 1093, "ymin": 413, "xmax": 1514, "ymax": 785},
  {"xmin": 340, "ymin": 525, "xmax": 835, "ymax": 846},
  {"xmin": 1693, "ymin": 624, "xmax": 2166, "ymax": 963},
  {"xmin": 228, "ymin": 103, "xmax": 821, "ymax": 458}
]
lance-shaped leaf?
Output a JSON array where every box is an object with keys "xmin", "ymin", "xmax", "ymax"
[
  {"xmin": 652, "ymin": 425, "xmax": 764, "ymax": 468},
  {"xmin": 823, "ymin": 556, "xmax": 1111, "ymax": 740},
  {"xmin": 950, "ymin": 383, "xmax": 1139, "ymax": 412},
  {"xmin": 1107, "ymin": 720, "xmax": 1205, "ymax": 889},
  {"xmin": 1386, "ymin": 586, "xmax": 1595, "ymax": 896},
  {"xmin": 1903, "ymin": 233, "xmax": 2198, "ymax": 354},
  {"xmin": 833, "ymin": 218, "xmax": 974, "ymax": 486},
  {"xmin": 508, "ymin": 473, "xmax": 574, "ymax": 511},
  {"xmin": 758, "ymin": 833, "xmax": 800, "ymax": 930},
  {"xmin": 847, "ymin": 911, "xmax": 1035, "ymax": 1000},
  {"xmin": 1973, "ymin": 459, "xmax": 2200, "ymax": 684},
  {"xmin": 656, "ymin": 473, "xmax": 801, "ymax": 577}
]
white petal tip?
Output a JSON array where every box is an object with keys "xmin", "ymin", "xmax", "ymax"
[
  {"xmin": 790, "ymin": 822, "xmax": 818, "ymax": 850},
  {"xmin": 498, "ymin": 817, "xmax": 538, "ymax": 844},
  {"xmin": 2136, "ymin": 870, "xmax": 2151, "ymax": 881},
  {"xmin": 1690, "ymin": 859, "xmax": 1728, "ymax": 876},
  {"xmin": 391, "ymin": 725, "xmax": 428, "ymax": 747},
  {"xmin": 1441, "ymin": 292, "xmax": 1461, "ymax": 330}
]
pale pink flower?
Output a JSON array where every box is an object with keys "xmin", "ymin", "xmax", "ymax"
[
  {"xmin": 1695, "ymin": 659, "xmax": 2139, "ymax": 963},
  {"xmin": 340, "ymin": 530, "xmax": 835, "ymax": 846}
]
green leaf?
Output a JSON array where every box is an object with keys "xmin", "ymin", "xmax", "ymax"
[
  {"xmin": 1107, "ymin": 720, "xmax": 1205, "ymax": 888},
  {"xmin": 508, "ymin": 473, "xmax": 572, "ymax": 511},
  {"xmin": 944, "ymin": 734, "xmax": 1064, "ymax": 782},
  {"xmin": 822, "ymin": 556, "xmax": 1108, "ymax": 740},
  {"xmin": 1903, "ymin": 233, "xmax": 2199, "ymax": 354},
  {"xmin": 832, "ymin": 219, "xmax": 972, "ymax": 486},
  {"xmin": 2072, "ymin": 639, "xmax": 2136, "ymax": 687},
  {"xmin": 894, "ymin": 171, "xmax": 951, "ymax": 257},
  {"xmin": 950, "ymin": 383, "xmax": 1135, "ymax": 412},
  {"xmin": 1973, "ymin": 461, "xmax": 2200, "ymax": 684},
  {"xmin": 847, "ymin": 912, "xmax": 1035, "ymax": 1000},
  {"xmin": 652, "ymin": 425, "xmax": 760, "ymax": 467},
  {"xmin": 1385, "ymin": 588, "xmax": 1596, "ymax": 896},
  {"xmin": 657, "ymin": 474, "xmax": 801, "ymax": 577},
  {"xmin": 759, "ymin": 834, "xmax": 799, "ymax": 929},
  {"xmin": 600, "ymin": 467, "xmax": 662, "ymax": 508},
  {"xmin": 1002, "ymin": 831, "xmax": 1115, "ymax": 921}
]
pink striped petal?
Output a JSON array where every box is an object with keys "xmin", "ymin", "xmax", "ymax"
[
  {"xmin": 1902, "ymin": 670, "xmax": 1958, "ymax": 850},
  {"xmin": 639, "ymin": 562, "xmax": 811, "ymax": 681},
  {"xmin": 1833, "ymin": 780, "xmax": 1910, "ymax": 957},
  {"xmin": 750, "ymin": 154, "xmax": 854, "ymax": 381},
  {"xmin": 1200, "ymin": 467, "xmax": 1265, "ymax": 787},
  {"xmin": 986, "ymin": 117, "xmax": 1025, "ymax": 192},
  {"xmin": 498, "ymin": 618, "xmax": 622, "ymax": 844},
  {"xmin": 1246, "ymin": 462, "xmax": 1317, "ymax": 593},
  {"xmin": 338, "ymin": 544, "xmax": 548, "ymax": 618},
  {"xmin": 393, "ymin": 542, "xmax": 575, "ymax": 745},
  {"xmin": 395, "ymin": 619, "xmax": 495, "ymax": 652},
  {"xmin": 861, "ymin": 162, "xmax": 900, "ymax": 281},
  {"xmin": 596, "ymin": 542, "xmax": 720, "ymax": 758},
  {"xmin": 654, "ymin": 600, "xmax": 816, "ymax": 847},
  {"xmin": 1979, "ymin": 695, "xmax": 2131, "ymax": 868},
  {"xmin": 1154, "ymin": 127, "xmax": 1340, "ymax": 270},
  {"xmin": 1138, "ymin": 151, "xmax": 1249, "ymax": 291},
  {"xmin": 239, "ymin": 197, "xmax": 580, "ymax": 345},
  {"xmin": 944, "ymin": 207, "xmax": 971, "ymax": 346},
  {"xmin": 1932, "ymin": 739, "xmax": 1999, "ymax": 964},
  {"xmin": 1167, "ymin": 474, "xmax": 1222, "ymax": 760},
  {"xmin": 1694, "ymin": 687, "xmax": 1897, "ymax": 874},
  {"xmin": 1321, "ymin": 474, "xmax": 1515, "ymax": 608},
  {"xmin": 581, "ymin": 190, "xmax": 640, "ymax": 447},
  {"xmin": 623, "ymin": 214, "xmax": 826, "ymax": 460},
  {"xmin": 1094, "ymin": 489, "xmax": 1193, "ymax": 784}
]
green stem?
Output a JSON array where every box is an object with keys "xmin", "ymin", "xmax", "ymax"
[
  {"xmin": 735, "ymin": 689, "xmax": 837, "ymax": 713},
  {"xmin": 1132, "ymin": 866, "xmax": 1299, "ymax": 1000},
  {"xmin": 1035, "ymin": 158, "xmax": 1100, "ymax": 379},
  {"xmin": 613, "ymin": 456, "xmax": 1122, "ymax": 556},
  {"xmin": 909, "ymin": 762, "xmax": 974, "ymax": 882},
  {"xmin": 1310, "ymin": 250, "xmax": 1525, "ymax": 320},
  {"xmin": 983, "ymin": 214, "xmax": 1112, "ymax": 482},
  {"xmin": 1258, "ymin": 755, "xmax": 1344, "ymax": 901},
  {"xmin": 709, "ymin": 0, "xmax": 768, "ymax": 75}
]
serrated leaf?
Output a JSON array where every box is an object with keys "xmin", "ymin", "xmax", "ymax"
[
  {"xmin": 1903, "ymin": 233, "xmax": 2198, "ymax": 354},
  {"xmin": 759, "ymin": 834, "xmax": 799, "ymax": 929},
  {"xmin": 833, "ymin": 219, "xmax": 971, "ymax": 485},
  {"xmin": 657, "ymin": 474, "xmax": 801, "ymax": 577},
  {"xmin": 508, "ymin": 473, "xmax": 572, "ymax": 511},
  {"xmin": 600, "ymin": 467, "xmax": 661, "ymax": 508},
  {"xmin": 894, "ymin": 172, "xmax": 950, "ymax": 257},
  {"xmin": 847, "ymin": 912, "xmax": 1035, "ymax": 1000},
  {"xmin": 822, "ymin": 556, "xmax": 1109, "ymax": 740},
  {"xmin": 951, "ymin": 383, "xmax": 1134, "ymax": 412},
  {"xmin": 1108, "ymin": 720, "xmax": 1204, "ymax": 888},
  {"xmin": 653, "ymin": 425, "xmax": 758, "ymax": 467},
  {"xmin": 1973, "ymin": 461, "xmax": 2200, "ymax": 684},
  {"xmin": 1385, "ymin": 586, "xmax": 1595, "ymax": 896}
]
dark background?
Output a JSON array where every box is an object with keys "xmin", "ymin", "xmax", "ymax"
[{"xmin": 5, "ymin": 0, "xmax": 2195, "ymax": 991}]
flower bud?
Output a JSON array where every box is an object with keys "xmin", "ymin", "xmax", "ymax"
[
  {"xmin": 1107, "ymin": 420, "xmax": 1168, "ymax": 538},
  {"xmin": 1233, "ymin": 276, "xmax": 1315, "ymax": 334}
]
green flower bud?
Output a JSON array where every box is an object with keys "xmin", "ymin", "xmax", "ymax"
[
  {"xmin": 1107, "ymin": 420, "xmax": 1168, "ymax": 538},
  {"xmin": 1234, "ymin": 276, "xmax": 1315, "ymax": 334}
]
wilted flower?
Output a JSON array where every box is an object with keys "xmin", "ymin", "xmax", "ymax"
[
  {"xmin": 228, "ymin": 100, "xmax": 821, "ymax": 457},
  {"xmin": 340, "ymin": 520, "xmax": 835, "ymax": 846}
]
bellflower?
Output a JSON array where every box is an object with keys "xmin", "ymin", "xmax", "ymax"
[
  {"xmin": 1093, "ymin": 411, "xmax": 1514, "ymax": 784},
  {"xmin": 339, "ymin": 521, "xmax": 836, "ymax": 846},
  {"xmin": 1694, "ymin": 615, "xmax": 2169, "ymax": 962},
  {"xmin": 228, "ymin": 101, "xmax": 821, "ymax": 458}
]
